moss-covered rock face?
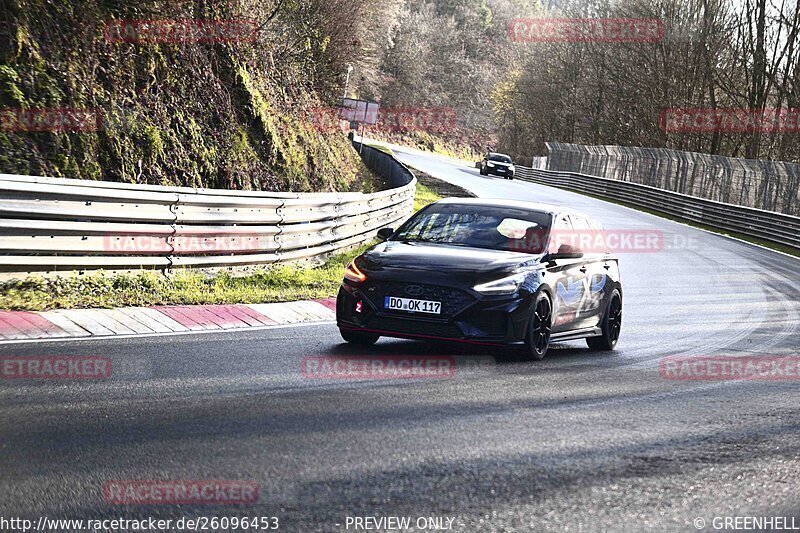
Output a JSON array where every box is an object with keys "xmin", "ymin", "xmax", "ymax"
[{"xmin": 0, "ymin": 0, "xmax": 372, "ymax": 192}]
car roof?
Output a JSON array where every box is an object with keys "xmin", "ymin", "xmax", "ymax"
[
  {"xmin": 432, "ymin": 197, "xmax": 564, "ymax": 216},
  {"xmin": 488, "ymin": 152, "xmax": 512, "ymax": 158}
]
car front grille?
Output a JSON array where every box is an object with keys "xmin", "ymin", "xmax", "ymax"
[{"xmin": 372, "ymin": 317, "xmax": 464, "ymax": 339}]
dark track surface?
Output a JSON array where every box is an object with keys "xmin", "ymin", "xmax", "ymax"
[{"xmin": 2, "ymin": 145, "xmax": 799, "ymax": 532}]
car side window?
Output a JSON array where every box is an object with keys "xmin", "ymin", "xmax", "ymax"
[
  {"xmin": 569, "ymin": 215, "xmax": 587, "ymax": 230},
  {"xmin": 549, "ymin": 215, "xmax": 573, "ymax": 254},
  {"xmin": 572, "ymin": 215, "xmax": 593, "ymax": 255},
  {"xmin": 571, "ymin": 215, "xmax": 607, "ymax": 255}
]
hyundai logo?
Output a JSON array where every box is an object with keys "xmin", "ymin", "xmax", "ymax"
[{"xmin": 405, "ymin": 285, "xmax": 424, "ymax": 297}]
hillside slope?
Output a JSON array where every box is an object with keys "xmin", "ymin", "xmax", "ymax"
[{"xmin": 0, "ymin": 0, "xmax": 374, "ymax": 192}]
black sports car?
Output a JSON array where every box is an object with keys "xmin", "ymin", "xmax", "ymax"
[
  {"xmin": 479, "ymin": 153, "xmax": 516, "ymax": 179},
  {"xmin": 336, "ymin": 198, "xmax": 623, "ymax": 359}
]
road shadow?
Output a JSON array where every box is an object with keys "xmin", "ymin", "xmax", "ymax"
[
  {"xmin": 458, "ymin": 167, "xmax": 489, "ymax": 178},
  {"xmin": 326, "ymin": 336, "xmax": 614, "ymax": 367}
]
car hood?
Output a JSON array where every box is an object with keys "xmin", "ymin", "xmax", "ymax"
[{"xmin": 361, "ymin": 241, "xmax": 540, "ymax": 281}]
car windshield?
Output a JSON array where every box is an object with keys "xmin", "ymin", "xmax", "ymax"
[
  {"xmin": 392, "ymin": 204, "xmax": 551, "ymax": 253},
  {"xmin": 488, "ymin": 154, "xmax": 513, "ymax": 163}
]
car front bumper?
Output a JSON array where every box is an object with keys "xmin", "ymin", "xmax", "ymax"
[
  {"xmin": 486, "ymin": 166, "xmax": 514, "ymax": 177},
  {"xmin": 336, "ymin": 281, "xmax": 533, "ymax": 345}
]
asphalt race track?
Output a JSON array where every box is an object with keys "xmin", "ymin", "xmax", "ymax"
[{"xmin": 1, "ymin": 145, "xmax": 799, "ymax": 532}]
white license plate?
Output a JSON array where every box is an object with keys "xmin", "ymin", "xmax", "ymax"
[{"xmin": 384, "ymin": 296, "xmax": 442, "ymax": 315}]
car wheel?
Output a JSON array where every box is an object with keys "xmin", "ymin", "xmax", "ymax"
[
  {"xmin": 340, "ymin": 329, "xmax": 380, "ymax": 346},
  {"xmin": 587, "ymin": 289, "xmax": 622, "ymax": 351},
  {"xmin": 524, "ymin": 292, "xmax": 552, "ymax": 360},
  {"xmin": 479, "ymin": 167, "xmax": 487, "ymax": 175}
]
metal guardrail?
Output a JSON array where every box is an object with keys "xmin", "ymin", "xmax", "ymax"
[
  {"xmin": 514, "ymin": 166, "xmax": 800, "ymax": 250},
  {"xmin": 0, "ymin": 147, "xmax": 416, "ymax": 280}
]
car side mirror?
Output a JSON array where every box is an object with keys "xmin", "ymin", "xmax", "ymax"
[
  {"xmin": 376, "ymin": 227, "xmax": 394, "ymax": 241},
  {"xmin": 546, "ymin": 244, "xmax": 584, "ymax": 261}
]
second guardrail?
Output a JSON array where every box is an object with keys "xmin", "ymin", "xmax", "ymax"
[{"xmin": 514, "ymin": 166, "xmax": 800, "ymax": 250}]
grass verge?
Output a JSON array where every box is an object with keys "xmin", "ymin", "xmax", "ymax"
[
  {"xmin": 414, "ymin": 181, "xmax": 441, "ymax": 211},
  {"xmin": 365, "ymin": 130, "xmax": 483, "ymax": 162},
  {"xmin": 0, "ymin": 181, "xmax": 443, "ymax": 311}
]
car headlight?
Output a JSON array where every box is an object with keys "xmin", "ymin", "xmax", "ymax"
[
  {"xmin": 509, "ymin": 165, "xmax": 515, "ymax": 172},
  {"xmin": 473, "ymin": 273, "xmax": 526, "ymax": 295},
  {"xmin": 486, "ymin": 162, "xmax": 495, "ymax": 167},
  {"xmin": 344, "ymin": 259, "xmax": 367, "ymax": 282}
]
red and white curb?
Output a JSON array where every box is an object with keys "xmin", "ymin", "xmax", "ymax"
[{"xmin": 0, "ymin": 298, "xmax": 337, "ymax": 343}]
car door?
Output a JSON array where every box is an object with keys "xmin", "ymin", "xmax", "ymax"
[
  {"xmin": 568, "ymin": 214, "xmax": 607, "ymax": 331},
  {"xmin": 548, "ymin": 214, "xmax": 590, "ymax": 333}
]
